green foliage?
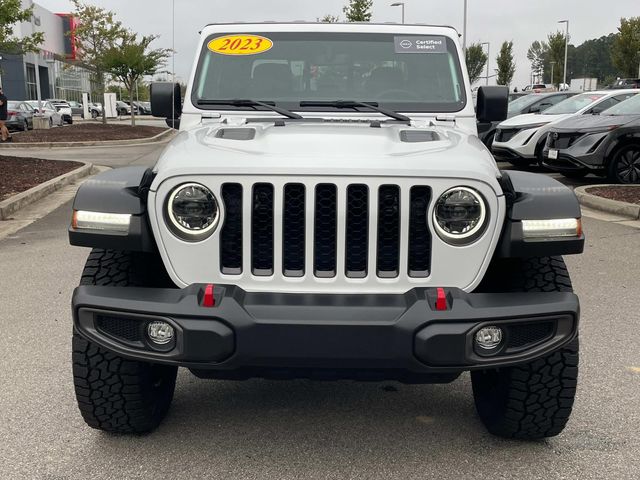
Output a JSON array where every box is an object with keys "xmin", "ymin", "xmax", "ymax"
[
  {"xmin": 496, "ymin": 41, "xmax": 516, "ymax": 86},
  {"xmin": 465, "ymin": 43, "xmax": 488, "ymax": 85},
  {"xmin": 545, "ymin": 31, "xmax": 566, "ymax": 85},
  {"xmin": 71, "ymin": 0, "xmax": 126, "ymax": 122},
  {"xmin": 568, "ymin": 34, "xmax": 617, "ymax": 82},
  {"xmin": 102, "ymin": 33, "xmax": 169, "ymax": 125},
  {"xmin": 612, "ymin": 17, "xmax": 640, "ymax": 78},
  {"xmin": 0, "ymin": 0, "xmax": 44, "ymax": 54},
  {"xmin": 343, "ymin": 0, "xmax": 373, "ymax": 22},
  {"xmin": 319, "ymin": 14, "xmax": 340, "ymax": 23},
  {"xmin": 527, "ymin": 40, "xmax": 547, "ymax": 84}
]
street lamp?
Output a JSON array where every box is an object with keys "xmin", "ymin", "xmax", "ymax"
[
  {"xmin": 462, "ymin": 0, "xmax": 468, "ymax": 53},
  {"xmin": 481, "ymin": 42, "xmax": 490, "ymax": 85},
  {"xmin": 558, "ymin": 20, "xmax": 569, "ymax": 90},
  {"xmin": 390, "ymin": 2, "xmax": 405, "ymax": 24},
  {"xmin": 550, "ymin": 61, "xmax": 556, "ymax": 88}
]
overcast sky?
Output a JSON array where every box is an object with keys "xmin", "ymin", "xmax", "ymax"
[{"xmin": 36, "ymin": 0, "xmax": 638, "ymax": 87}]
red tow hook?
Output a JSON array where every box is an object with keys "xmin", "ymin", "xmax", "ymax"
[
  {"xmin": 435, "ymin": 287, "xmax": 448, "ymax": 311},
  {"xmin": 202, "ymin": 284, "xmax": 215, "ymax": 307}
]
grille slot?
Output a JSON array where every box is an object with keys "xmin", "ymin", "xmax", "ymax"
[
  {"xmin": 314, "ymin": 184, "xmax": 338, "ymax": 277},
  {"xmin": 346, "ymin": 185, "xmax": 369, "ymax": 278},
  {"xmin": 220, "ymin": 183, "xmax": 243, "ymax": 274},
  {"xmin": 217, "ymin": 181, "xmax": 434, "ymax": 284},
  {"xmin": 377, "ymin": 185, "xmax": 400, "ymax": 278},
  {"xmin": 283, "ymin": 183, "xmax": 306, "ymax": 277},
  {"xmin": 408, "ymin": 186, "xmax": 432, "ymax": 277},
  {"xmin": 506, "ymin": 322, "xmax": 555, "ymax": 349},
  {"xmin": 96, "ymin": 315, "xmax": 142, "ymax": 343},
  {"xmin": 251, "ymin": 183, "xmax": 274, "ymax": 276}
]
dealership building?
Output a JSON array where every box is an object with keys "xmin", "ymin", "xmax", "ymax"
[{"xmin": 0, "ymin": 0, "xmax": 93, "ymax": 102}]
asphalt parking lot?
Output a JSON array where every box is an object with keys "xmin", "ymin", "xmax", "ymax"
[{"xmin": 1, "ymin": 145, "xmax": 639, "ymax": 479}]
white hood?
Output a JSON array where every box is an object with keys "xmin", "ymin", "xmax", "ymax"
[
  {"xmin": 152, "ymin": 121, "xmax": 503, "ymax": 193},
  {"xmin": 499, "ymin": 113, "xmax": 573, "ymax": 129}
]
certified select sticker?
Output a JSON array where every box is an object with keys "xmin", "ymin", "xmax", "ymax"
[
  {"xmin": 394, "ymin": 36, "xmax": 447, "ymax": 54},
  {"xmin": 208, "ymin": 35, "xmax": 273, "ymax": 55}
]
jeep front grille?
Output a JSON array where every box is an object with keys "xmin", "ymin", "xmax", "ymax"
[{"xmin": 219, "ymin": 182, "xmax": 432, "ymax": 281}]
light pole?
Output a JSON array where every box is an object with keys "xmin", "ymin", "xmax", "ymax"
[
  {"xmin": 558, "ymin": 20, "xmax": 569, "ymax": 90},
  {"xmin": 481, "ymin": 42, "xmax": 490, "ymax": 85},
  {"xmin": 390, "ymin": 2, "xmax": 405, "ymax": 24},
  {"xmin": 550, "ymin": 61, "xmax": 556, "ymax": 88},
  {"xmin": 462, "ymin": 0, "xmax": 468, "ymax": 53}
]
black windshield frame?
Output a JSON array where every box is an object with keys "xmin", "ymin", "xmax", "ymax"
[{"xmin": 191, "ymin": 32, "xmax": 467, "ymax": 114}]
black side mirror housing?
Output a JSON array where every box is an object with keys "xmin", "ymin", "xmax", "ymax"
[
  {"xmin": 528, "ymin": 105, "xmax": 541, "ymax": 113},
  {"xmin": 151, "ymin": 82, "xmax": 182, "ymax": 127},
  {"xmin": 476, "ymin": 86, "xmax": 508, "ymax": 123}
]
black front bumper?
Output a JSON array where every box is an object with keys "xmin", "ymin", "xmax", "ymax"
[{"xmin": 73, "ymin": 285, "xmax": 579, "ymax": 381}]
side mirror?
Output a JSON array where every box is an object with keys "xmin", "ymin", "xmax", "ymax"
[
  {"xmin": 528, "ymin": 105, "xmax": 541, "ymax": 113},
  {"xmin": 590, "ymin": 106, "xmax": 604, "ymax": 115},
  {"xmin": 538, "ymin": 102, "xmax": 553, "ymax": 112},
  {"xmin": 476, "ymin": 86, "xmax": 508, "ymax": 123},
  {"xmin": 151, "ymin": 82, "xmax": 182, "ymax": 127}
]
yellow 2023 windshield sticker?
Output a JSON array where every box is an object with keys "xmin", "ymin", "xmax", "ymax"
[{"xmin": 208, "ymin": 35, "xmax": 273, "ymax": 55}]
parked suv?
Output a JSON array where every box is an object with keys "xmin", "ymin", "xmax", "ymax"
[
  {"xmin": 47, "ymin": 99, "xmax": 74, "ymax": 124},
  {"xmin": 479, "ymin": 92, "xmax": 575, "ymax": 148},
  {"xmin": 492, "ymin": 90, "xmax": 639, "ymax": 164},
  {"xmin": 543, "ymin": 92, "xmax": 640, "ymax": 182},
  {"xmin": 68, "ymin": 23, "xmax": 584, "ymax": 440}
]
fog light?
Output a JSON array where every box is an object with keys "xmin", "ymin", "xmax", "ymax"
[
  {"xmin": 475, "ymin": 326, "xmax": 503, "ymax": 350},
  {"xmin": 147, "ymin": 321, "xmax": 175, "ymax": 345}
]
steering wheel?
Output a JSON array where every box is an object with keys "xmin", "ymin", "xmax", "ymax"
[{"xmin": 374, "ymin": 89, "xmax": 421, "ymax": 101}]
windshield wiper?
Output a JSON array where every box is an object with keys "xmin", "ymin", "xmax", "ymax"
[
  {"xmin": 299, "ymin": 100, "xmax": 411, "ymax": 123},
  {"xmin": 196, "ymin": 99, "xmax": 303, "ymax": 119}
]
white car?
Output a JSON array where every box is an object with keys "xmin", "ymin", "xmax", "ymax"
[
  {"xmin": 25, "ymin": 100, "xmax": 64, "ymax": 127},
  {"xmin": 492, "ymin": 89, "xmax": 640, "ymax": 164},
  {"xmin": 68, "ymin": 22, "xmax": 586, "ymax": 440},
  {"xmin": 47, "ymin": 99, "xmax": 74, "ymax": 124}
]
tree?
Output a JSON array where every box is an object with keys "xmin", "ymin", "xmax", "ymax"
[
  {"xmin": 527, "ymin": 40, "xmax": 548, "ymax": 84},
  {"xmin": 546, "ymin": 31, "xmax": 567, "ymax": 86},
  {"xmin": 611, "ymin": 17, "xmax": 640, "ymax": 78},
  {"xmin": 465, "ymin": 43, "xmax": 488, "ymax": 85},
  {"xmin": 71, "ymin": 0, "xmax": 125, "ymax": 123},
  {"xmin": 343, "ymin": 0, "xmax": 373, "ymax": 22},
  {"xmin": 496, "ymin": 41, "xmax": 516, "ymax": 86},
  {"xmin": 0, "ymin": 0, "xmax": 43, "ymax": 53},
  {"xmin": 102, "ymin": 33, "xmax": 169, "ymax": 126},
  {"xmin": 319, "ymin": 14, "xmax": 340, "ymax": 23}
]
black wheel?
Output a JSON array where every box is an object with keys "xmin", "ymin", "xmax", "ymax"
[
  {"xmin": 48, "ymin": 117, "xmax": 53, "ymax": 128},
  {"xmin": 22, "ymin": 119, "xmax": 28, "ymax": 131},
  {"xmin": 91, "ymin": 110, "xmax": 98, "ymax": 119},
  {"xmin": 72, "ymin": 249, "xmax": 177, "ymax": 434},
  {"xmin": 472, "ymin": 257, "xmax": 579, "ymax": 439},
  {"xmin": 608, "ymin": 144, "xmax": 640, "ymax": 184}
]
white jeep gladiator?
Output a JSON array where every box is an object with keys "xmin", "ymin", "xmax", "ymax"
[{"xmin": 69, "ymin": 23, "xmax": 584, "ymax": 439}]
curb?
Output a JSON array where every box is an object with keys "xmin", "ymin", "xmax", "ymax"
[
  {"xmin": 575, "ymin": 185, "xmax": 640, "ymax": 220},
  {"xmin": 0, "ymin": 128, "xmax": 175, "ymax": 149},
  {"xmin": 0, "ymin": 162, "xmax": 93, "ymax": 220}
]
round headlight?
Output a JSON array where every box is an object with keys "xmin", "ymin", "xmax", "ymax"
[
  {"xmin": 433, "ymin": 187, "xmax": 488, "ymax": 245},
  {"xmin": 166, "ymin": 183, "xmax": 219, "ymax": 241}
]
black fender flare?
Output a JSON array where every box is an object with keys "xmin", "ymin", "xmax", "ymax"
[
  {"xmin": 495, "ymin": 171, "xmax": 584, "ymax": 258},
  {"xmin": 68, "ymin": 167, "xmax": 157, "ymax": 252}
]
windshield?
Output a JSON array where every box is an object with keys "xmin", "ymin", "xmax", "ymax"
[
  {"xmin": 544, "ymin": 93, "xmax": 605, "ymax": 115},
  {"xmin": 507, "ymin": 94, "xmax": 542, "ymax": 114},
  {"xmin": 193, "ymin": 32, "xmax": 466, "ymax": 113},
  {"xmin": 602, "ymin": 93, "xmax": 640, "ymax": 115},
  {"xmin": 8, "ymin": 102, "xmax": 21, "ymax": 109}
]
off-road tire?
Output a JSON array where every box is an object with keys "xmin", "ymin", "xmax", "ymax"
[
  {"xmin": 72, "ymin": 249, "xmax": 177, "ymax": 434},
  {"xmin": 471, "ymin": 256, "xmax": 579, "ymax": 439}
]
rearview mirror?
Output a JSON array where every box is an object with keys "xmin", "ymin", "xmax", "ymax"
[
  {"xmin": 476, "ymin": 86, "xmax": 509, "ymax": 123},
  {"xmin": 151, "ymin": 82, "xmax": 182, "ymax": 127}
]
